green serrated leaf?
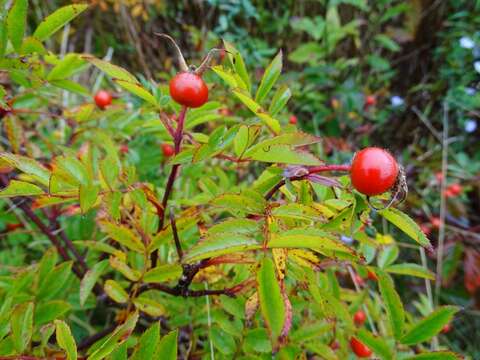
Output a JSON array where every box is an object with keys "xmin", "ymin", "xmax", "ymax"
[
  {"xmin": 386, "ymin": 263, "xmax": 434, "ymax": 280},
  {"xmin": 378, "ymin": 208, "xmax": 431, "ymax": 249},
  {"xmin": 115, "ymin": 80, "xmax": 158, "ymax": 106},
  {"xmin": 155, "ymin": 329, "xmax": 177, "ymax": 359},
  {"xmin": 34, "ymin": 301, "xmax": 72, "ymax": 326},
  {"xmin": 0, "ymin": 180, "xmax": 44, "ymax": 197},
  {"xmin": 378, "ymin": 271, "xmax": 405, "ymax": 339},
  {"xmin": 104, "ymin": 280, "xmax": 129, "ymax": 304},
  {"xmin": 401, "ymin": 306, "xmax": 459, "ymax": 345},
  {"xmin": 83, "ymin": 56, "xmax": 138, "ymax": 83},
  {"xmin": 143, "ymin": 264, "xmax": 182, "ymax": 283},
  {"xmin": 130, "ymin": 322, "xmax": 160, "ymax": 360},
  {"xmin": 55, "ymin": 320, "xmax": 77, "ymax": 360},
  {"xmin": 11, "ymin": 302, "xmax": 33, "ymax": 353},
  {"xmin": 80, "ymin": 260, "xmax": 109, "ymax": 307},
  {"xmin": 33, "ymin": 4, "xmax": 89, "ymax": 41},
  {"xmin": 255, "ymin": 51, "xmax": 282, "ymax": 104},
  {"xmin": 257, "ymin": 257, "xmax": 285, "ymax": 345},
  {"xmin": 269, "ymin": 85, "xmax": 292, "ymax": 116},
  {"xmin": 7, "ymin": 0, "xmax": 28, "ymax": 51},
  {"xmin": 183, "ymin": 233, "xmax": 260, "ymax": 262},
  {"xmin": 88, "ymin": 311, "xmax": 138, "ymax": 360}
]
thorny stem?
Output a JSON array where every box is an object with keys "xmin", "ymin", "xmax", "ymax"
[
  {"xmin": 265, "ymin": 164, "xmax": 351, "ymax": 200},
  {"xmin": 151, "ymin": 106, "xmax": 188, "ymax": 266}
]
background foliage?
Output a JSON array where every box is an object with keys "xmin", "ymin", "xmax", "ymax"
[{"xmin": 0, "ymin": 0, "xmax": 479, "ymax": 359}]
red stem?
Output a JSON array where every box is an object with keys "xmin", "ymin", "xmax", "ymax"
[
  {"xmin": 152, "ymin": 106, "xmax": 188, "ymax": 266},
  {"xmin": 265, "ymin": 164, "xmax": 351, "ymax": 200}
]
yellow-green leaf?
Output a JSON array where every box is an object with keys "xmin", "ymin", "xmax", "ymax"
[
  {"xmin": 386, "ymin": 263, "xmax": 434, "ymax": 280},
  {"xmin": 401, "ymin": 306, "xmax": 459, "ymax": 345},
  {"xmin": 0, "ymin": 180, "xmax": 44, "ymax": 197},
  {"xmin": 33, "ymin": 4, "xmax": 89, "ymax": 41},
  {"xmin": 378, "ymin": 271, "xmax": 405, "ymax": 339},
  {"xmin": 255, "ymin": 51, "xmax": 282, "ymax": 104},
  {"xmin": 115, "ymin": 80, "xmax": 158, "ymax": 106},
  {"xmin": 7, "ymin": 0, "xmax": 28, "ymax": 51},
  {"xmin": 104, "ymin": 280, "xmax": 129, "ymax": 304},
  {"xmin": 55, "ymin": 320, "xmax": 77, "ymax": 360},
  {"xmin": 143, "ymin": 264, "xmax": 182, "ymax": 283},
  {"xmin": 257, "ymin": 258, "xmax": 285, "ymax": 345},
  {"xmin": 83, "ymin": 56, "xmax": 138, "ymax": 83},
  {"xmin": 379, "ymin": 208, "xmax": 432, "ymax": 249}
]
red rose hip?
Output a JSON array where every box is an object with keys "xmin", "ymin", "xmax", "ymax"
[
  {"xmin": 161, "ymin": 143, "xmax": 175, "ymax": 157},
  {"xmin": 354, "ymin": 310, "xmax": 367, "ymax": 326},
  {"xmin": 289, "ymin": 115, "xmax": 297, "ymax": 125},
  {"xmin": 350, "ymin": 337, "xmax": 372, "ymax": 358},
  {"xmin": 350, "ymin": 147, "xmax": 399, "ymax": 196},
  {"xmin": 94, "ymin": 90, "xmax": 112, "ymax": 109},
  {"xmin": 169, "ymin": 72, "xmax": 208, "ymax": 108}
]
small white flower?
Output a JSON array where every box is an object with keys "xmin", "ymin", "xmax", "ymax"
[
  {"xmin": 460, "ymin": 36, "xmax": 475, "ymax": 49},
  {"xmin": 340, "ymin": 235, "xmax": 353, "ymax": 244},
  {"xmin": 474, "ymin": 61, "xmax": 480, "ymax": 74},
  {"xmin": 390, "ymin": 95, "xmax": 404, "ymax": 107},
  {"xmin": 465, "ymin": 87, "xmax": 476, "ymax": 95},
  {"xmin": 465, "ymin": 119, "xmax": 477, "ymax": 133}
]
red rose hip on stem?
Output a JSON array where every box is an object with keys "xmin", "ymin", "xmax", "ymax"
[
  {"xmin": 350, "ymin": 147, "xmax": 399, "ymax": 196},
  {"xmin": 350, "ymin": 337, "xmax": 372, "ymax": 358},
  {"xmin": 364, "ymin": 95, "xmax": 376, "ymax": 108},
  {"xmin": 169, "ymin": 72, "xmax": 208, "ymax": 108},
  {"xmin": 289, "ymin": 115, "xmax": 297, "ymax": 125},
  {"xmin": 161, "ymin": 143, "xmax": 175, "ymax": 157},
  {"xmin": 354, "ymin": 310, "xmax": 367, "ymax": 326},
  {"xmin": 94, "ymin": 90, "xmax": 112, "ymax": 109}
]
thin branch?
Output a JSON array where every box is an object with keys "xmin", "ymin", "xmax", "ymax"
[
  {"xmin": 435, "ymin": 102, "xmax": 449, "ymax": 307},
  {"xmin": 77, "ymin": 323, "xmax": 117, "ymax": 351},
  {"xmin": 170, "ymin": 209, "xmax": 183, "ymax": 261}
]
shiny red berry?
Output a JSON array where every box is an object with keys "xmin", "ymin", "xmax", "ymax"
[
  {"xmin": 169, "ymin": 72, "xmax": 208, "ymax": 108},
  {"xmin": 431, "ymin": 217, "xmax": 441, "ymax": 229},
  {"xmin": 350, "ymin": 337, "xmax": 372, "ymax": 358},
  {"xmin": 364, "ymin": 95, "xmax": 377, "ymax": 108},
  {"xmin": 350, "ymin": 147, "xmax": 399, "ymax": 196},
  {"xmin": 446, "ymin": 183, "xmax": 462, "ymax": 196},
  {"xmin": 354, "ymin": 310, "xmax": 367, "ymax": 326},
  {"xmin": 161, "ymin": 143, "xmax": 175, "ymax": 157},
  {"xmin": 94, "ymin": 90, "xmax": 112, "ymax": 109},
  {"xmin": 441, "ymin": 323, "xmax": 451, "ymax": 334},
  {"xmin": 289, "ymin": 115, "xmax": 298, "ymax": 125}
]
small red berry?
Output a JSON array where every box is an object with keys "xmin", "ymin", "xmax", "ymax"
[
  {"xmin": 120, "ymin": 145, "xmax": 129, "ymax": 154},
  {"xmin": 94, "ymin": 90, "xmax": 112, "ymax": 109},
  {"xmin": 435, "ymin": 172, "xmax": 444, "ymax": 183},
  {"xmin": 350, "ymin": 337, "xmax": 372, "ymax": 358},
  {"xmin": 441, "ymin": 323, "xmax": 451, "ymax": 334},
  {"xmin": 367, "ymin": 270, "xmax": 378, "ymax": 281},
  {"xmin": 350, "ymin": 147, "xmax": 399, "ymax": 196},
  {"xmin": 161, "ymin": 143, "xmax": 175, "ymax": 157},
  {"xmin": 219, "ymin": 108, "xmax": 231, "ymax": 116},
  {"xmin": 446, "ymin": 183, "xmax": 462, "ymax": 196},
  {"xmin": 364, "ymin": 95, "xmax": 377, "ymax": 108},
  {"xmin": 169, "ymin": 72, "xmax": 208, "ymax": 108},
  {"xmin": 431, "ymin": 217, "xmax": 441, "ymax": 229},
  {"xmin": 354, "ymin": 310, "xmax": 367, "ymax": 326},
  {"xmin": 289, "ymin": 115, "xmax": 298, "ymax": 125}
]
